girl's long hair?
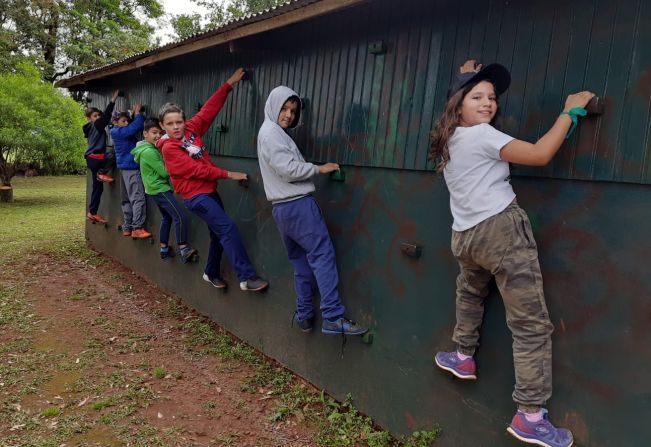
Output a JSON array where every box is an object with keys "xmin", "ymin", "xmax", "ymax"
[{"xmin": 429, "ymin": 80, "xmax": 499, "ymax": 173}]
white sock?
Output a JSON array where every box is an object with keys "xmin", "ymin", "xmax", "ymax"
[{"xmin": 456, "ymin": 351, "xmax": 472, "ymax": 361}]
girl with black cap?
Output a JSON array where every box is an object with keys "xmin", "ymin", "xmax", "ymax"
[{"xmin": 431, "ymin": 59, "xmax": 594, "ymax": 447}]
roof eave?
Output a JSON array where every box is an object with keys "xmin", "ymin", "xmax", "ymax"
[{"xmin": 56, "ymin": 0, "xmax": 368, "ymax": 89}]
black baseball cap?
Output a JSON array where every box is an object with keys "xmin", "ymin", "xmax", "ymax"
[{"xmin": 447, "ymin": 63, "xmax": 511, "ymax": 98}]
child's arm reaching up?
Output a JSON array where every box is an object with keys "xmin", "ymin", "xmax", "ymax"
[
  {"xmin": 185, "ymin": 68, "xmax": 246, "ymax": 137},
  {"xmin": 500, "ymin": 91, "xmax": 595, "ymax": 166},
  {"xmin": 95, "ymin": 89, "xmax": 121, "ymax": 131},
  {"xmin": 112, "ymin": 104, "xmax": 145, "ymax": 138}
]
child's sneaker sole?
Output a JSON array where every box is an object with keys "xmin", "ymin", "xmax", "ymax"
[
  {"xmin": 506, "ymin": 427, "xmax": 573, "ymax": 447},
  {"xmin": 434, "ymin": 356, "xmax": 477, "ymax": 380},
  {"xmin": 239, "ymin": 280, "xmax": 269, "ymax": 292},
  {"xmin": 203, "ymin": 274, "xmax": 226, "ymax": 289}
]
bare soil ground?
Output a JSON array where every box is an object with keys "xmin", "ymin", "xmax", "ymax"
[{"xmin": 1, "ymin": 249, "xmax": 318, "ymax": 446}]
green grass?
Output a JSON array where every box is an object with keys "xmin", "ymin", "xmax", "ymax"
[
  {"xmin": 41, "ymin": 406, "xmax": 62, "ymax": 417},
  {"xmin": 0, "ymin": 175, "xmax": 85, "ymax": 258}
]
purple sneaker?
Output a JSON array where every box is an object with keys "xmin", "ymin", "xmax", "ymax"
[
  {"xmin": 434, "ymin": 351, "xmax": 477, "ymax": 380},
  {"xmin": 507, "ymin": 409, "xmax": 573, "ymax": 447}
]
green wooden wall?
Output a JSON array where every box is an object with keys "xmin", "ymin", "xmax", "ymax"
[{"xmin": 81, "ymin": 1, "xmax": 651, "ymax": 445}]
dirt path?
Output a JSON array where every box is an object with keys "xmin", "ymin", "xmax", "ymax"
[{"xmin": 1, "ymin": 250, "xmax": 317, "ymax": 446}]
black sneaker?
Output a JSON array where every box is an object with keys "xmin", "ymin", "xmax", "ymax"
[
  {"xmin": 292, "ymin": 313, "xmax": 314, "ymax": 332},
  {"xmin": 202, "ymin": 273, "xmax": 226, "ymax": 289},
  {"xmin": 322, "ymin": 317, "xmax": 368, "ymax": 336},
  {"xmin": 179, "ymin": 246, "xmax": 197, "ymax": 264},
  {"xmin": 239, "ymin": 277, "xmax": 269, "ymax": 292},
  {"xmin": 160, "ymin": 246, "xmax": 173, "ymax": 261}
]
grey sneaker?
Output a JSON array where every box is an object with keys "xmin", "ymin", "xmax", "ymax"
[
  {"xmin": 202, "ymin": 273, "xmax": 226, "ymax": 289},
  {"xmin": 322, "ymin": 317, "xmax": 368, "ymax": 336},
  {"xmin": 239, "ymin": 277, "xmax": 269, "ymax": 292},
  {"xmin": 179, "ymin": 246, "xmax": 197, "ymax": 264}
]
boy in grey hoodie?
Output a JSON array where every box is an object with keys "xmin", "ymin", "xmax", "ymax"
[{"xmin": 257, "ymin": 86, "xmax": 367, "ymax": 336}]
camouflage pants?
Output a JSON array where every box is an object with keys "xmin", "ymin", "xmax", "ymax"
[{"xmin": 451, "ymin": 200, "xmax": 554, "ymax": 409}]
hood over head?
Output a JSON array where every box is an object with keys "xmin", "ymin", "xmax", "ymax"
[{"xmin": 263, "ymin": 86, "xmax": 301, "ymax": 129}]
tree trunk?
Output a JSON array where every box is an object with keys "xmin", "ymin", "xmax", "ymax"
[{"xmin": 0, "ymin": 185, "xmax": 13, "ymax": 203}]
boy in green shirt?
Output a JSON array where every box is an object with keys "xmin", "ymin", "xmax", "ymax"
[{"xmin": 132, "ymin": 118, "xmax": 197, "ymax": 262}]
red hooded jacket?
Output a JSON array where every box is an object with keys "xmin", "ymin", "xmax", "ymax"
[{"xmin": 157, "ymin": 83, "xmax": 232, "ymax": 200}]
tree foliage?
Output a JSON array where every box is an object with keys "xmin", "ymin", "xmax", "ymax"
[
  {"xmin": 170, "ymin": 0, "xmax": 288, "ymax": 41},
  {"xmin": 170, "ymin": 12, "xmax": 204, "ymax": 40},
  {"xmin": 0, "ymin": 62, "xmax": 86, "ymax": 191},
  {"xmin": 1, "ymin": 0, "xmax": 164, "ymax": 82}
]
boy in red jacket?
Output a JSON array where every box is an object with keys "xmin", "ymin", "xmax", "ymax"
[{"xmin": 157, "ymin": 68, "xmax": 268, "ymax": 292}]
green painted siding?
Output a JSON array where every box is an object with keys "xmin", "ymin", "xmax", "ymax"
[
  {"xmin": 94, "ymin": 0, "xmax": 651, "ymax": 184},
  {"xmin": 82, "ymin": 0, "xmax": 651, "ymax": 444}
]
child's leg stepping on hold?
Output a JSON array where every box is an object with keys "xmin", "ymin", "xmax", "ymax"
[
  {"xmin": 434, "ymin": 351, "xmax": 477, "ymax": 380},
  {"xmin": 179, "ymin": 246, "xmax": 198, "ymax": 264},
  {"xmin": 160, "ymin": 246, "xmax": 173, "ymax": 261},
  {"xmin": 507, "ymin": 409, "xmax": 573, "ymax": 447}
]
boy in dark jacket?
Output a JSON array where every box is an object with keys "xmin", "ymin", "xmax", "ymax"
[
  {"xmin": 157, "ymin": 68, "xmax": 268, "ymax": 292},
  {"xmin": 83, "ymin": 89, "xmax": 119, "ymax": 223},
  {"xmin": 110, "ymin": 103, "xmax": 151, "ymax": 239}
]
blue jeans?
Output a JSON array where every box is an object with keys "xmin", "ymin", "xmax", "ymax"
[
  {"xmin": 272, "ymin": 196, "xmax": 345, "ymax": 321},
  {"xmin": 184, "ymin": 192, "xmax": 257, "ymax": 282},
  {"xmin": 151, "ymin": 191, "xmax": 189, "ymax": 246}
]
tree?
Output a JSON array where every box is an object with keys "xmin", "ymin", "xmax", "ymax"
[
  {"xmin": 169, "ymin": 0, "xmax": 287, "ymax": 40},
  {"xmin": 0, "ymin": 62, "xmax": 86, "ymax": 202},
  {"xmin": 170, "ymin": 13, "xmax": 203, "ymax": 40},
  {"xmin": 1, "ymin": 0, "xmax": 164, "ymax": 82}
]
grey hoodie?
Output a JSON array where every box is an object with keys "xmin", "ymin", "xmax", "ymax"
[{"xmin": 257, "ymin": 86, "xmax": 320, "ymax": 204}]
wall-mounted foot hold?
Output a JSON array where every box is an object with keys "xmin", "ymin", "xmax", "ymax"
[
  {"xmin": 362, "ymin": 331, "xmax": 374, "ymax": 345},
  {"xmin": 400, "ymin": 242, "xmax": 422, "ymax": 259}
]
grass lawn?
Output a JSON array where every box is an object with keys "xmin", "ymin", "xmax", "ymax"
[{"xmin": 0, "ymin": 176, "xmax": 86, "ymax": 258}]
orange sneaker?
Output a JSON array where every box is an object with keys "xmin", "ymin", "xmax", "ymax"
[
  {"xmin": 87, "ymin": 212, "xmax": 108, "ymax": 224},
  {"xmin": 131, "ymin": 228, "xmax": 152, "ymax": 239},
  {"xmin": 97, "ymin": 173, "xmax": 114, "ymax": 183},
  {"xmin": 122, "ymin": 229, "xmax": 132, "ymax": 236}
]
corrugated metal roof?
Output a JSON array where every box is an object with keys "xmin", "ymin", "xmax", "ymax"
[{"xmin": 56, "ymin": 0, "xmax": 364, "ymax": 88}]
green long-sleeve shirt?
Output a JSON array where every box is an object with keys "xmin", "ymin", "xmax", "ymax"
[{"xmin": 131, "ymin": 141, "xmax": 172, "ymax": 195}]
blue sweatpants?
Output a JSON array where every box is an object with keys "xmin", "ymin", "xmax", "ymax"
[
  {"xmin": 151, "ymin": 190, "xmax": 189, "ymax": 246},
  {"xmin": 184, "ymin": 192, "xmax": 257, "ymax": 282},
  {"xmin": 272, "ymin": 195, "xmax": 346, "ymax": 321}
]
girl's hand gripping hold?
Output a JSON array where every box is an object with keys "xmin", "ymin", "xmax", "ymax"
[
  {"xmin": 500, "ymin": 90, "xmax": 595, "ymax": 167},
  {"xmin": 563, "ymin": 91, "xmax": 596, "ymax": 113},
  {"xmin": 460, "ymin": 59, "xmax": 483, "ymax": 74}
]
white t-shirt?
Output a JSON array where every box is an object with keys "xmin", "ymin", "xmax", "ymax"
[{"xmin": 443, "ymin": 123, "xmax": 516, "ymax": 231}]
